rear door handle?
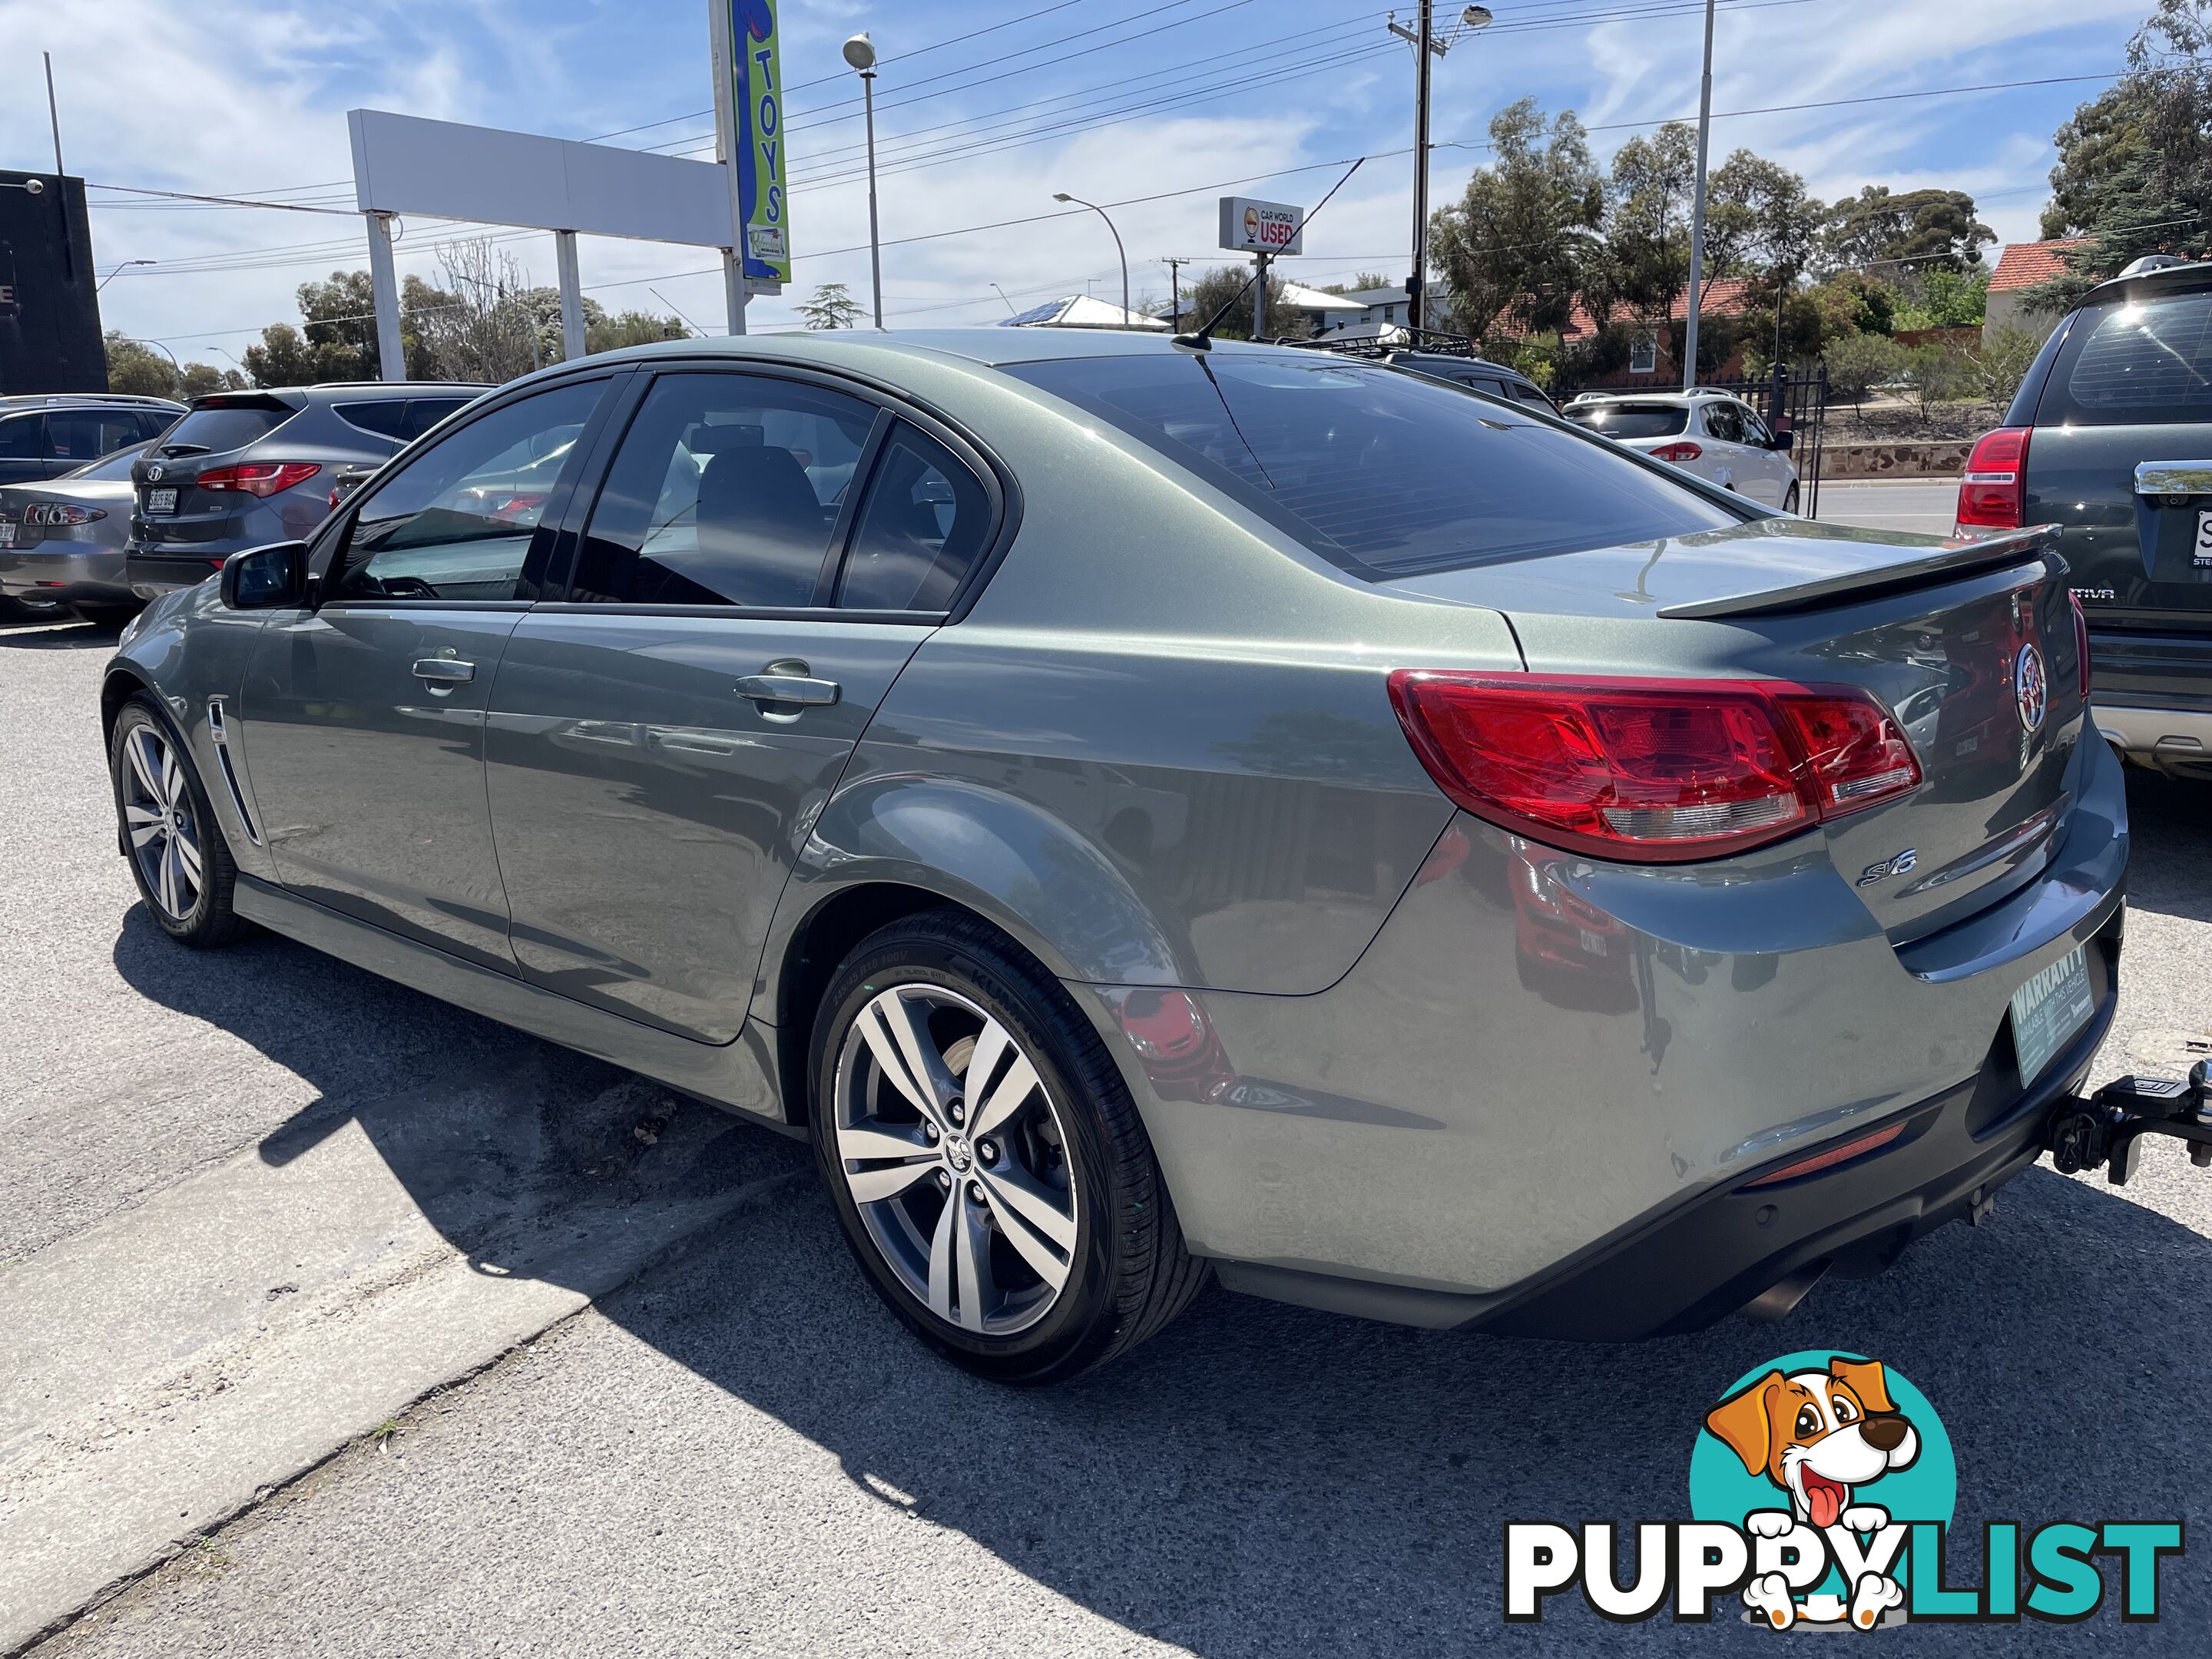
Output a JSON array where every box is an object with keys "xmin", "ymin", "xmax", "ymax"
[
  {"xmin": 734, "ymin": 674, "xmax": 840, "ymax": 707},
  {"xmin": 412, "ymin": 657, "xmax": 476, "ymax": 684}
]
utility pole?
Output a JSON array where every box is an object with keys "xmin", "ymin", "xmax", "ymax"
[
  {"xmin": 1164, "ymin": 257, "xmax": 1183, "ymax": 331},
  {"xmin": 1681, "ymin": 0, "xmax": 1717, "ymax": 391},
  {"xmin": 1389, "ymin": 7, "xmax": 1491, "ymax": 333},
  {"xmin": 45, "ymin": 52, "xmax": 72, "ymax": 281},
  {"xmin": 844, "ymin": 35, "xmax": 885, "ymax": 330},
  {"xmin": 1253, "ymin": 254, "xmax": 1270, "ymax": 339}
]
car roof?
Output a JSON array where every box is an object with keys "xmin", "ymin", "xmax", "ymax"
[
  {"xmin": 0, "ymin": 392, "xmax": 186, "ymax": 412},
  {"xmin": 1566, "ymin": 389, "xmax": 1746, "ymax": 407},
  {"xmin": 2071, "ymin": 260, "xmax": 2212, "ymax": 315}
]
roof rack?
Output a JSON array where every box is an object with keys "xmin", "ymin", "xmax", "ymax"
[
  {"xmin": 306, "ymin": 380, "xmax": 494, "ymax": 390},
  {"xmin": 1279, "ymin": 325, "xmax": 1481, "ymax": 359}
]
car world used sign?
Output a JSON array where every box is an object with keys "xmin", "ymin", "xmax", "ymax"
[{"xmin": 1218, "ymin": 196, "xmax": 1303, "ymax": 257}]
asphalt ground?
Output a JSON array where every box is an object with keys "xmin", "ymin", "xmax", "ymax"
[
  {"xmin": 5, "ymin": 614, "xmax": 2210, "ymax": 1656},
  {"xmin": 1808, "ymin": 479, "xmax": 1959, "ymax": 538}
]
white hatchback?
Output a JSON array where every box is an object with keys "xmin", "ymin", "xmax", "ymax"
[{"xmin": 1565, "ymin": 390, "xmax": 1800, "ymax": 511}]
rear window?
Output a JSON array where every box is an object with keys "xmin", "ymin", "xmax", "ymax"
[
  {"xmin": 1005, "ymin": 353, "xmax": 1736, "ymax": 576},
  {"xmin": 2039, "ymin": 289, "xmax": 2212, "ymax": 426},
  {"xmin": 160, "ymin": 401, "xmax": 295, "ymax": 455},
  {"xmin": 1567, "ymin": 403, "xmax": 1689, "ymax": 439}
]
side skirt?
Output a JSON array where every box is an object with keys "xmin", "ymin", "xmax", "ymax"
[{"xmin": 233, "ymin": 874, "xmax": 795, "ymax": 1131}]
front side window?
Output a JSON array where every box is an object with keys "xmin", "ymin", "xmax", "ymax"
[
  {"xmin": 571, "ymin": 372, "xmax": 875, "ymax": 608},
  {"xmin": 1007, "ymin": 353, "xmax": 1737, "ymax": 578},
  {"xmin": 334, "ymin": 379, "xmax": 603, "ymax": 603},
  {"xmin": 2041, "ymin": 289, "xmax": 2212, "ymax": 426},
  {"xmin": 837, "ymin": 424, "xmax": 992, "ymax": 610}
]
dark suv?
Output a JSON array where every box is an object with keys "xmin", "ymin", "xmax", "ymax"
[
  {"xmin": 1289, "ymin": 330, "xmax": 1558, "ymax": 410},
  {"xmin": 124, "ymin": 382, "xmax": 485, "ymax": 598},
  {"xmin": 1961, "ymin": 259, "xmax": 2212, "ymax": 775},
  {"xmin": 0, "ymin": 395, "xmax": 182, "ymax": 487}
]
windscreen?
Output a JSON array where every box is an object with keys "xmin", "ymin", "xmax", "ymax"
[
  {"xmin": 2037, "ymin": 287, "xmax": 2212, "ymax": 426},
  {"xmin": 1566, "ymin": 403, "xmax": 1690, "ymax": 439},
  {"xmin": 1007, "ymin": 353, "xmax": 1737, "ymax": 575},
  {"xmin": 159, "ymin": 402, "xmax": 295, "ymax": 455}
]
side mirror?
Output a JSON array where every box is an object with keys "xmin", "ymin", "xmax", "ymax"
[
  {"xmin": 1770, "ymin": 429, "xmax": 1796, "ymax": 451},
  {"xmin": 219, "ymin": 541, "xmax": 310, "ymax": 610}
]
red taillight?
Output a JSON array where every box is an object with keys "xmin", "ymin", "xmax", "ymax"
[
  {"xmin": 1386, "ymin": 672, "xmax": 1924, "ymax": 863},
  {"xmin": 197, "ymin": 461, "xmax": 322, "ymax": 498},
  {"xmin": 2070, "ymin": 590, "xmax": 2093, "ymax": 699},
  {"xmin": 1956, "ymin": 426, "xmax": 2028, "ymax": 529},
  {"xmin": 1740, "ymin": 1120, "xmax": 1906, "ymax": 1188},
  {"xmin": 1649, "ymin": 441, "xmax": 1704, "ymax": 462}
]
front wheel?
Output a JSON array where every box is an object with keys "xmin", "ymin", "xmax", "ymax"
[
  {"xmin": 810, "ymin": 910, "xmax": 1207, "ymax": 1383},
  {"xmin": 1783, "ymin": 482, "xmax": 1801, "ymax": 515},
  {"xmin": 109, "ymin": 695, "xmax": 243, "ymax": 948}
]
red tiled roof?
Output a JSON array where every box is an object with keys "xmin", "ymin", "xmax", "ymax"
[
  {"xmin": 1988, "ymin": 239, "xmax": 2089, "ymax": 293},
  {"xmin": 1495, "ymin": 278, "xmax": 1754, "ymax": 342}
]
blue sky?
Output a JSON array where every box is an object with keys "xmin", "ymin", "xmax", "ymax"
[{"xmin": 0, "ymin": 0, "xmax": 2154, "ymax": 363}]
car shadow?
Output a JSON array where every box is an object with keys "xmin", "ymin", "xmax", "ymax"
[
  {"xmin": 104, "ymin": 767, "xmax": 2210, "ymax": 1654},
  {"xmin": 0, "ymin": 618, "xmax": 116, "ymax": 647}
]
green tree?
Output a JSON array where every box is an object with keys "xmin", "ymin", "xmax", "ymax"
[
  {"xmin": 1969, "ymin": 324, "xmax": 2044, "ymax": 409},
  {"xmin": 1587, "ymin": 122, "xmax": 1700, "ymax": 338},
  {"xmin": 1900, "ymin": 343, "xmax": 1974, "ymax": 425},
  {"xmin": 1429, "ymin": 99, "xmax": 1604, "ymax": 340},
  {"xmin": 1823, "ymin": 186, "xmax": 1995, "ymax": 274},
  {"xmin": 1175, "ymin": 266, "xmax": 1288, "ymax": 340},
  {"xmin": 241, "ymin": 323, "xmax": 319, "ymax": 388},
  {"xmin": 1894, "ymin": 267, "xmax": 1989, "ymax": 329},
  {"xmin": 178, "ymin": 363, "xmax": 243, "ymax": 397},
  {"xmin": 588, "ymin": 308, "xmax": 690, "ymax": 352},
  {"xmin": 2042, "ymin": 79, "xmax": 2152, "ymax": 238},
  {"xmin": 1820, "ymin": 330, "xmax": 1909, "ymax": 408},
  {"xmin": 1808, "ymin": 270, "xmax": 1897, "ymax": 336},
  {"xmin": 1707, "ymin": 149, "xmax": 1826, "ymax": 376},
  {"xmin": 102, "ymin": 332, "xmax": 177, "ymax": 397},
  {"xmin": 798, "ymin": 283, "xmax": 863, "ymax": 329}
]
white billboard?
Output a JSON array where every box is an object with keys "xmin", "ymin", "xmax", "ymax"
[{"xmin": 1218, "ymin": 196, "xmax": 1303, "ymax": 257}]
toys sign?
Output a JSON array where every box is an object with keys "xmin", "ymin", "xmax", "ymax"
[{"xmin": 1218, "ymin": 196, "xmax": 1303, "ymax": 257}]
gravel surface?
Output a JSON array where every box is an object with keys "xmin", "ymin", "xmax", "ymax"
[{"xmin": 8, "ymin": 615, "xmax": 2210, "ymax": 1656}]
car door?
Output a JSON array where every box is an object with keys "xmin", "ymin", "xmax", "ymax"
[
  {"xmin": 1727, "ymin": 401, "xmax": 1791, "ymax": 506},
  {"xmin": 235, "ymin": 376, "xmax": 615, "ymax": 972},
  {"xmin": 485, "ymin": 368, "xmax": 998, "ymax": 1042},
  {"xmin": 43, "ymin": 409, "xmax": 146, "ymax": 479},
  {"xmin": 1695, "ymin": 399, "xmax": 1750, "ymax": 495}
]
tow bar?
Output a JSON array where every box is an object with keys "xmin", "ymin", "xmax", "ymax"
[{"xmin": 2045, "ymin": 1061, "xmax": 2212, "ymax": 1186}]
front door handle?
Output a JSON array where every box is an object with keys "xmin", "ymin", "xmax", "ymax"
[
  {"xmin": 734, "ymin": 673, "xmax": 841, "ymax": 707},
  {"xmin": 412, "ymin": 657, "xmax": 476, "ymax": 684}
]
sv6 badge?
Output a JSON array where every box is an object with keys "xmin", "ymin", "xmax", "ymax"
[{"xmin": 1858, "ymin": 849, "xmax": 1918, "ymax": 888}]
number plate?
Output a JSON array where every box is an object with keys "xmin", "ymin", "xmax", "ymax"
[
  {"xmin": 0, "ymin": 522, "xmax": 13, "ymax": 548},
  {"xmin": 2197, "ymin": 510, "xmax": 2212, "ymax": 568},
  {"xmin": 145, "ymin": 488, "xmax": 177, "ymax": 515},
  {"xmin": 2009, "ymin": 943, "xmax": 2095, "ymax": 1084}
]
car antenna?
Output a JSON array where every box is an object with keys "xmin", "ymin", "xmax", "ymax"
[{"xmin": 1172, "ymin": 158, "xmax": 1364, "ymax": 353}]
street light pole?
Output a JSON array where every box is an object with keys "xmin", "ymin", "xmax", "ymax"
[
  {"xmin": 1053, "ymin": 193, "xmax": 1128, "ymax": 324},
  {"xmin": 1682, "ymin": 0, "xmax": 1717, "ymax": 391},
  {"xmin": 98, "ymin": 259, "xmax": 156, "ymax": 292},
  {"xmin": 843, "ymin": 33, "xmax": 886, "ymax": 330},
  {"xmin": 1389, "ymin": 6, "xmax": 1490, "ymax": 334}
]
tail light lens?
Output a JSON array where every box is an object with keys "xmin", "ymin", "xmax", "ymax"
[
  {"xmin": 25, "ymin": 503, "xmax": 105, "ymax": 526},
  {"xmin": 1649, "ymin": 441, "xmax": 1704, "ymax": 462},
  {"xmin": 2071, "ymin": 590, "xmax": 2094, "ymax": 698},
  {"xmin": 1956, "ymin": 426, "xmax": 2029, "ymax": 529},
  {"xmin": 197, "ymin": 462, "xmax": 322, "ymax": 498},
  {"xmin": 1740, "ymin": 1119, "xmax": 1907, "ymax": 1188},
  {"xmin": 1386, "ymin": 672, "xmax": 1924, "ymax": 863}
]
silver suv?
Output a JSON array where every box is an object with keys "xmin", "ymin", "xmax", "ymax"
[
  {"xmin": 0, "ymin": 394, "xmax": 182, "ymax": 488},
  {"xmin": 124, "ymin": 382, "xmax": 485, "ymax": 599}
]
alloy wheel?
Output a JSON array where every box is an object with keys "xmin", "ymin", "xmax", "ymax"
[
  {"xmin": 831, "ymin": 984, "xmax": 1079, "ymax": 1336},
  {"xmin": 120, "ymin": 724, "xmax": 204, "ymax": 922}
]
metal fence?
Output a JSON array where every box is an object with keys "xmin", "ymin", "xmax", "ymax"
[{"xmin": 1555, "ymin": 365, "xmax": 1833, "ymax": 518}]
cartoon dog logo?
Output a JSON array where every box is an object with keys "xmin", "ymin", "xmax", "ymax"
[{"xmin": 1704, "ymin": 1356, "xmax": 1920, "ymax": 1630}]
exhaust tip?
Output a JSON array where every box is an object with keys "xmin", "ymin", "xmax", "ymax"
[{"xmin": 1741, "ymin": 1260, "xmax": 1830, "ymax": 1323}]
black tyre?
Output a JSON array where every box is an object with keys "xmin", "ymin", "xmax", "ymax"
[
  {"xmin": 108, "ymin": 694, "xmax": 243, "ymax": 948},
  {"xmin": 1783, "ymin": 482, "xmax": 1801, "ymax": 515},
  {"xmin": 810, "ymin": 909, "xmax": 1207, "ymax": 1383},
  {"xmin": 73, "ymin": 601, "xmax": 143, "ymax": 632}
]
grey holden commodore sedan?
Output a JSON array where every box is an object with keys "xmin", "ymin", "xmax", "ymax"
[{"xmin": 100, "ymin": 330, "xmax": 2124, "ymax": 1382}]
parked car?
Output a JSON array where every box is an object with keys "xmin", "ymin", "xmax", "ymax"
[
  {"xmin": 1959, "ymin": 255, "xmax": 2212, "ymax": 777},
  {"xmin": 123, "ymin": 382, "xmax": 487, "ymax": 599},
  {"xmin": 1293, "ymin": 330, "xmax": 1557, "ymax": 409},
  {"xmin": 103, "ymin": 332, "xmax": 2121, "ymax": 1382},
  {"xmin": 0, "ymin": 441, "xmax": 151, "ymax": 628},
  {"xmin": 0, "ymin": 394, "xmax": 181, "ymax": 488},
  {"xmin": 1566, "ymin": 389, "xmax": 1800, "ymax": 509}
]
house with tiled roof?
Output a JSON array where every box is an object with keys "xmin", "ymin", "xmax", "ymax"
[
  {"xmin": 1984, "ymin": 239, "xmax": 2089, "ymax": 343},
  {"xmin": 1492, "ymin": 278, "xmax": 1758, "ymax": 386}
]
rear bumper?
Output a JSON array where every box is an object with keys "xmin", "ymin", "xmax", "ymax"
[
  {"xmin": 124, "ymin": 551, "xmax": 229, "ymax": 600},
  {"xmin": 0, "ymin": 544, "xmax": 134, "ymax": 605},
  {"xmin": 2094, "ymin": 699, "xmax": 2212, "ymax": 768}
]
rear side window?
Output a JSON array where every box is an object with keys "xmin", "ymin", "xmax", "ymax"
[
  {"xmin": 1568, "ymin": 403, "xmax": 1689, "ymax": 439},
  {"xmin": 160, "ymin": 401, "xmax": 295, "ymax": 454},
  {"xmin": 836, "ymin": 424, "xmax": 992, "ymax": 610},
  {"xmin": 2039, "ymin": 289, "xmax": 2212, "ymax": 426},
  {"xmin": 333, "ymin": 399, "xmax": 411, "ymax": 440},
  {"xmin": 1703, "ymin": 402, "xmax": 1745, "ymax": 443},
  {"xmin": 44, "ymin": 410, "xmax": 145, "ymax": 462},
  {"xmin": 571, "ymin": 372, "xmax": 876, "ymax": 608},
  {"xmin": 1009, "ymin": 354, "xmax": 1734, "ymax": 576},
  {"xmin": 133, "ymin": 411, "xmax": 177, "ymax": 443}
]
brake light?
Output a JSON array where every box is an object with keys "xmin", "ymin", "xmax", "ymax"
[
  {"xmin": 1649, "ymin": 441, "xmax": 1704, "ymax": 462},
  {"xmin": 1740, "ymin": 1120, "xmax": 1906, "ymax": 1188},
  {"xmin": 1386, "ymin": 672, "xmax": 1924, "ymax": 863},
  {"xmin": 1956, "ymin": 426, "xmax": 2029, "ymax": 529},
  {"xmin": 2071, "ymin": 590, "xmax": 2094, "ymax": 698},
  {"xmin": 197, "ymin": 461, "xmax": 321, "ymax": 498}
]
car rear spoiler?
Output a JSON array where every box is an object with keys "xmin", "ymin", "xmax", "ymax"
[{"xmin": 1656, "ymin": 524, "xmax": 2062, "ymax": 621}]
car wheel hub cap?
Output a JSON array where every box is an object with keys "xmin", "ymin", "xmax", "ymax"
[
  {"xmin": 833, "ymin": 985, "xmax": 1078, "ymax": 1336},
  {"xmin": 120, "ymin": 725, "xmax": 203, "ymax": 923}
]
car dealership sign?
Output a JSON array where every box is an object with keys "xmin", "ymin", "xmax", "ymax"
[{"xmin": 1218, "ymin": 196, "xmax": 1303, "ymax": 257}]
